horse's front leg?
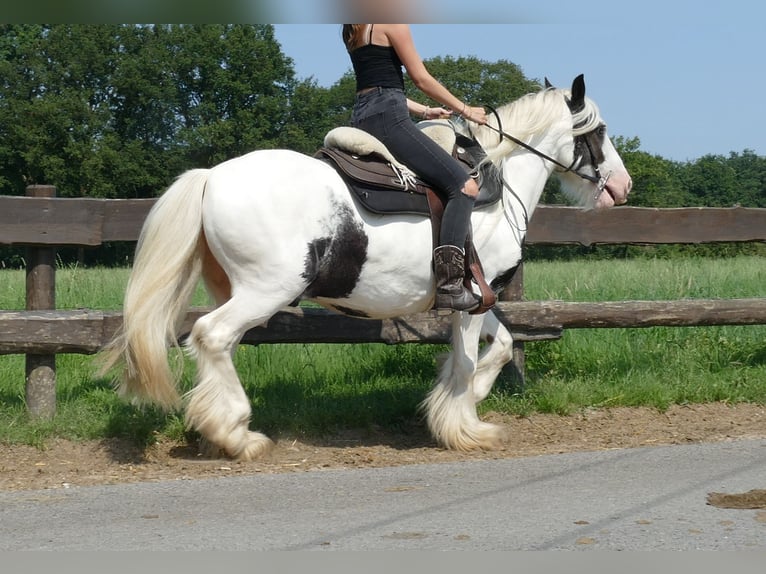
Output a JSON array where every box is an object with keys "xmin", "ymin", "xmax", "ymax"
[
  {"xmin": 421, "ymin": 312, "xmax": 505, "ymax": 451},
  {"xmin": 473, "ymin": 310, "xmax": 515, "ymax": 403}
]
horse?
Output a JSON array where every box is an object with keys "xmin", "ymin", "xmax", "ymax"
[{"xmin": 100, "ymin": 75, "xmax": 632, "ymax": 460}]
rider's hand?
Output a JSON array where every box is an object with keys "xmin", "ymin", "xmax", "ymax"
[
  {"xmin": 423, "ymin": 106, "xmax": 453, "ymax": 120},
  {"xmin": 461, "ymin": 105, "xmax": 487, "ymax": 125}
]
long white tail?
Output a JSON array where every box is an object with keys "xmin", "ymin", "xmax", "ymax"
[{"xmin": 99, "ymin": 169, "xmax": 210, "ymax": 409}]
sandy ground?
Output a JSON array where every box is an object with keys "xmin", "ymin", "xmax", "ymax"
[{"xmin": 2, "ymin": 402, "xmax": 765, "ymax": 492}]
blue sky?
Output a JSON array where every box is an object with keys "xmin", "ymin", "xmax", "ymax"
[{"xmin": 273, "ymin": 15, "xmax": 764, "ymax": 162}]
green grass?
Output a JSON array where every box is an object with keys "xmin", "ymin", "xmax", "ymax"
[
  {"xmin": 511, "ymin": 256, "xmax": 766, "ymax": 415},
  {"xmin": 1, "ymin": 256, "xmax": 764, "ymax": 447}
]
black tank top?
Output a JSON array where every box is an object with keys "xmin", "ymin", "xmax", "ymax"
[{"xmin": 349, "ymin": 44, "xmax": 405, "ymax": 91}]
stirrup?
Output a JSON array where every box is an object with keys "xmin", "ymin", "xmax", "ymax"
[{"xmin": 434, "ymin": 286, "xmax": 480, "ymax": 312}]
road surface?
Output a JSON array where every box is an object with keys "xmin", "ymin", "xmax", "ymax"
[{"xmin": 2, "ymin": 438, "xmax": 765, "ymax": 550}]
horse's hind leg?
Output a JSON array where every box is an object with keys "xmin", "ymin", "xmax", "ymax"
[{"xmin": 184, "ymin": 290, "xmax": 284, "ymax": 460}]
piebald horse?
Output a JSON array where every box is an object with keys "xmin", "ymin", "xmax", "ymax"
[{"xmin": 101, "ymin": 75, "xmax": 632, "ymax": 459}]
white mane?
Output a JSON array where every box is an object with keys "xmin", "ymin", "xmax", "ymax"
[{"xmin": 468, "ymin": 87, "xmax": 603, "ymax": 168}]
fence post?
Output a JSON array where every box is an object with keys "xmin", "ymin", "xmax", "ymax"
[
  {"xmin": 499, "ymin": 262, "xmax": 526, "ymax": 389},
  {"xmin": 25, "ymin": 184, "xmax": 57, "ymax": 419}
]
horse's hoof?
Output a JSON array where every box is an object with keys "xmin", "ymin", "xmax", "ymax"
[
  {"xmin": 231, "ymin": 431, "xmax": 275, "ymax": 461},
  {"xmin": 438, "ymin": 421, "xmax": 507, "ymax": 452},
  {"xmin": 197, "ymin": 437, "xmax": 225, "ymax": 459}
]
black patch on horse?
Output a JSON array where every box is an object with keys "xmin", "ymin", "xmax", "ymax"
[
  {"xmin": 302, "ymin": 203, "xmax": 369, "ymax": 300},
  {"xmin": 573, "ymin": 123, "xmax": 607, "ymax": 168},
  {"xmin": 490, "ymin": 262, "xmax": 522, "ymax": 293}
]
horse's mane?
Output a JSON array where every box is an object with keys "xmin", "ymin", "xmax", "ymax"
[{"xmin": 469, "ymin": 86, "xmax": 603, "ymax": 168}]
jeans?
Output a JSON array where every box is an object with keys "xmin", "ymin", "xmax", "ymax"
[{"xmin": 351, "ymin": 87, "xmax": 474, "ymax": 248}]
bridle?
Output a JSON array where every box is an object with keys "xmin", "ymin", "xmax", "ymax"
[
  {"xmin": 479, "ymin": 104, "xmax": 612, "ymax": 202},
  {"xmin": 456, "ymin": 102, "xmax": 613, "ymax": 237}
]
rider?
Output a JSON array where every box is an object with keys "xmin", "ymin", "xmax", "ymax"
[{"xmin": 342, "ymin": 24, "xmax": 488, "ymax": 312}]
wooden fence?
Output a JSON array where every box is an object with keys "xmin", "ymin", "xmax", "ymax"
[{"xmin": 2, "ymin": 186, "xmax": 766, "ymax": 417}]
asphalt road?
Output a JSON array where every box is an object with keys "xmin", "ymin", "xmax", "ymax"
[{"xmin": 2, "ymin": 439, "xmax": 765, "ymax": 550}]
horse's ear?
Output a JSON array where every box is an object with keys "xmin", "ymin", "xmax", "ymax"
[
  {"xmin": 571, "ymin": 74, "xmax": 585, "ymax": 101},
  {"xmin": 544, "ymin": 77, "xmax": 554, "ymax": 89},
  {"xmin": 568, "ymin": 74, "xmax": 586, "ymax": 112}
]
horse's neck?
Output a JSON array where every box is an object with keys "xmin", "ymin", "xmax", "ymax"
[
  {"xmin": 501, "ymin": 150, "xmax": 554, "ymax": 221},
  {"xmin": 472, "ymin": 145, "xmax": 556, "ymax": 283}
]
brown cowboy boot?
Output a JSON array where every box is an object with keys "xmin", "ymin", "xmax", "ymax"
[{"xmin": 432, "ymin": 245, "xmax": 480, "ymax": 312}]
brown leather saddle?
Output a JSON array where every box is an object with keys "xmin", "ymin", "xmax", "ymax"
[{"xmin": 315, "ymin": 133, "xmax": 500, "ymax": 314}]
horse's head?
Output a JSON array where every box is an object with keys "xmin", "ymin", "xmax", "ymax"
[{"xmin": 552, "ymin": 75, "xmax": 632, "ymax": 210}]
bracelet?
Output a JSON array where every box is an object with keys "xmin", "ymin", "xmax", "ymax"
[
  {"xmin": 422, "ymin": 107, "xmax": 429, "ymax": 119},
  {"xmin": 460, "ymin": 102, "xmax": 467, "ymax": 117}
]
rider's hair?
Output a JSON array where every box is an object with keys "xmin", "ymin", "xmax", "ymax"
[{"xmin": 342, "ymin": 25, "xmax": 368, "ymax": 52}]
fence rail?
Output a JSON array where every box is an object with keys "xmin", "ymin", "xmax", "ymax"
[
  {"xmin": 3, "ymin": 195, "xmax": 766, "ymax": 246},
  {"xmin": 2, "ymin": 189, "xmax": 765, "ymax": 417},
  {"xmin": 2, "ymin": 297, "xmax": 765, "ymax": 356}
]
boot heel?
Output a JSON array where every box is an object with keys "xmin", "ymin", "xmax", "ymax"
[{"xmin": 432, "ymin": 245, "xmax": 480, "ymax": 312}]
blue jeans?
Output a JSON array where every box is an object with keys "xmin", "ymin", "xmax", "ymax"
[{"xmin": 351, "ymin": 87, "xmax": 474, "ymax": 248}]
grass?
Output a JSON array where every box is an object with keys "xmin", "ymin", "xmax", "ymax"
[{"xmin": 1, "ymin": 256, "xmax": 764, "ymax": 447}]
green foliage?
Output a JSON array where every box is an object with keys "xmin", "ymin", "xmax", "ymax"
[
  {"xmin": 407, "ymin": 55, "xmax": 539, "ymax": 107},
  {"xmin": 277, "ymin": 74, "xmax": 356, "ymax": 155},
  {"xmin": 0, "ymin": 24, "xmax": 295, "ymax": 198}
]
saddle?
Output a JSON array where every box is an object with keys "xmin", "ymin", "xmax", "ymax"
[{"xmin": 315, "ymin": 126, "xmax": 500, "ymax": 314}]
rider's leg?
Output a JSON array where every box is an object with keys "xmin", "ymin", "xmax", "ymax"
[
  {"xmin": 433, "ymin": 178, "xmax": 480, "ymax": 312},
  {"xmin": 350, "ymin": 88, "xmax": 480, "ymax": 311}
]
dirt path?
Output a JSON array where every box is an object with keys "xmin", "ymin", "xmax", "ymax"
[{"xmin": 2, "ymin": 402, "xmax": 765, "ymax": 491}]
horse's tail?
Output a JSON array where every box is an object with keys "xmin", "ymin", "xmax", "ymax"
[{"xmin": 99, "ymin": 169, "xmax": 210, "ymax": 409}]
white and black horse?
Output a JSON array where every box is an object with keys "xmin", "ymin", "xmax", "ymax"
[{"xmin": 102, "ymin": 75, "xmax": 632, "ymax": 459}]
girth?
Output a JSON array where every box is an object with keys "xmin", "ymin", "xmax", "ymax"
[{"xmin": 315, "ymin": 133, "xmax": 498, "ymax": 314}]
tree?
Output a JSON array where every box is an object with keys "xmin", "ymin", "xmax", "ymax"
[
  {"xmin": 277, "ymin": 73, "xmax": 356, "ymax": 155},
  {"xmin": 680, "ymin": 153, "xmax": 741, "ymax": 207},
  {"xmin": 0, "ymin": 24, "xmax": 295, "ymax": 198},
  {"xmin": 612, "ymin": 136, "xmax": 687, "ymax": 208},
  {"xmin": 165, "ymin": 24, "xmax": 294, "ymax": 168},
  {"xmin": 0, "ymin": 25, "xmax": 42, "ymax": 194},
  {"xmin": 409, "ymin": 56, "xmax": 539, "ymax": 109},
  {"xmin": 723, "ymin": 149, "xmax": 766, "ymax": 208}
]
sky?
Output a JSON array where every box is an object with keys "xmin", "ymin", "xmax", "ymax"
[{"xmin": 272, "ymin": 6, "xmax": 765, "ymax": 163}]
